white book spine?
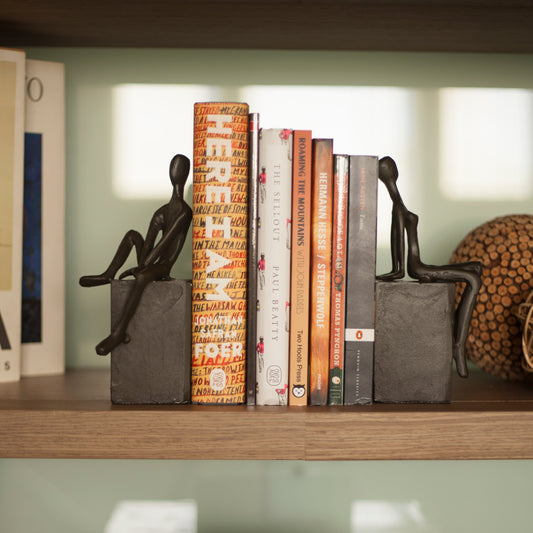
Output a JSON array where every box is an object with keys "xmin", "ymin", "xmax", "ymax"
[
  {"xmin": 21, "ymin": 59, "xmax": 66, "ymax": 376},
  {"xmin": 256, "ymin": 128, "xmax": 293, "ymax": 405}
]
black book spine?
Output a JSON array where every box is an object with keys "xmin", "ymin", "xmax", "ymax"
[
  {"xmin": 246, "ymin": 113, "xmax": 260, "ymax": 405},
  {"xmin": 344, "ymin": 155, "xmax": 378, "ymax": 405}
]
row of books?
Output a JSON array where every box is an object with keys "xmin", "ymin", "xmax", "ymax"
[
  {"xmin": 0, "ymin": 48, "xmax": 65, "ymax": 382},
  {"xmin": 190, "ymin": 102, "xmax": 378, "ymax": 405}
]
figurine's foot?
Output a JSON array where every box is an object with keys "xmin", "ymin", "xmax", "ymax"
[
  {"xmin": 79, "ymin": 274, "xmax": 112, "ymax": 287},
  {"xmin": 95, "ymin": 331, "xmax": 129, "ymax": 356},
  {"xmin": 118, "ymin": 267, "xmax": 138, "ymax": 280},
  {"xmin": 376, "ymin": 271, "xmax": 403, "ymax": 282},
  {"xmin": 453, "ymin": 342, "xmax": 469, "ymax": 378}
]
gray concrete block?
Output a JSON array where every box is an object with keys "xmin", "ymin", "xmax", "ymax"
[
  {"xmin": 110, "ymin": 279, "xmax": 191, "ymax": 404},
  {"xmin": 374, "ymin": 281, "xmax": 455, "ymax": 403}
]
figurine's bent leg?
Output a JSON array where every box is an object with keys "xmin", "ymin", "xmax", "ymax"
[
  {"xmin": 80, "ymin": 230, "xmax": 144, "ymax": 287},
  {"xmin": 458, "ymin": 260, "xmax": 483, "ymax": 277},
  {"xmin": 452, "ymin": 272, "xmax": 482, "ymax": 378},
  {"xmin": 95, "ymin": 263, "xmax": 168, "ymax": 355},
  {"xmin": 377, "ymin": 210, "xmax": 405, "ymax": 281},
  {"xmin": 409, "ymin": 262, "xmax": 482, "ymax": 377}
]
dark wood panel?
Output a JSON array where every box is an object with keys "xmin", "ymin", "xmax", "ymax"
[{"xmin": 2, "ymin": 1, "xmax": 533, "ymax": 52}]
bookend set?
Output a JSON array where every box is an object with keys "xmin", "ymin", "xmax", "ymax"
[{"xmin": 79, "ymin": 139, "xmax": 482, "ymax": 406}]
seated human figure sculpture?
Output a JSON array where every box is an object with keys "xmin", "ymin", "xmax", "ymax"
[
  {"xmin": 79, "ymin": 154, "xmax": 192, "ymax": 356},
  {"xmin": 377, "ymin": 156, "xmax": 482, "ymax": 377}
]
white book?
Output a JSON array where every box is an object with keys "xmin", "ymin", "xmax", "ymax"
[
  {"xmin": 21, "ymin": 59, "xmax": 66, "ymax": 376},
  {"xmin": 0, "ymin": 48, "xmax": 26, "ymax": 382},
  {"xmin": 256, "ymin": 128, "xmax": 293, "ymax": 405}
]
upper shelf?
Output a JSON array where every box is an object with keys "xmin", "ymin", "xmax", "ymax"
[
  {"xmin": 3, "ymin": 1, "xmax": 533, "ymax": 53},
  {"xmin": 1, "ymin": 367, "xmax": 533, "ymax": 460}
]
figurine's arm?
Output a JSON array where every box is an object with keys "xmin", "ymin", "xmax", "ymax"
[
  {"xmin": 143, "ymin": 207, "xmax": 192, "ymax": 266},
  {"xmin": 118, "ymin": 211, "xmax": 165, "ymax": 279},
  {"xmin": 139, "ymin": 211, "xmax": 165, "ymax": 265},
  {"xmin": 118, "ymin": 211, "xmax": 188, "ymax": 280}
]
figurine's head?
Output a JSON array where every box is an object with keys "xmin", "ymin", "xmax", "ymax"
[
  {"xmin": 169, "ymin": 154, "xmax": 190, "ymax": 191},
  {"xmin": 378, "ymin": 156, "xmax": 399, "ymax": 186}
]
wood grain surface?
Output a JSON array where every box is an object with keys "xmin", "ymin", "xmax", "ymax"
[
  {"xmin": 2, "ymin": 1, "xmax": 533, "ymax": 52},
  {"xmin": 1, "ymin": 368, "xmax": 533, "ymax": 460}
]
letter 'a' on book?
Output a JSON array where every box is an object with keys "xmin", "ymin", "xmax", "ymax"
[
  {"xmin": 191, "ymin": 102, "xmax": 249, "ymax": 404},
  {"xmin": 0, "ymin": 48, "xmax": 25, "ymax": 382}
]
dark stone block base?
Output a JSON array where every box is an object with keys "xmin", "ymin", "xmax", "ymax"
[
  {"xmin": 374, "ymin": 281, "xmax": 455, "ymax": 403},
  {"xmin": 110, "ymin": 279, "xmax": 191, "ymax": 404}
]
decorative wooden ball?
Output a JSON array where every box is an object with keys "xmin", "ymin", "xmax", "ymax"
[{"xmin": 450, "ymin": 214, "xmax": 533, "ymax": 381}]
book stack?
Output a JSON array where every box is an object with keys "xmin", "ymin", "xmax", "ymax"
[
  {"xmin": 191, "ymin": 103, "xmax": 378, "ymax": 405},
  {"xmin": 0, "ymin": 48, "xmax": 65, "ymax": 382}
]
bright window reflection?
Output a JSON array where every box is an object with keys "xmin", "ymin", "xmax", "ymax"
[
  {"xmin": 112, "ymin": 84, "xmax": 218, "ymax": 199},
  {"xmin": 439, "ymin": 88, "xmax": 533, "ymax": 200},
  {"xmin": 239, "ymin": 85, "xmax": 417, "ymax": 246},
  {"xmin": 112, "ymin": 84, "xmax": 418, "ymax": 246},
  {"xmin": 239, "ymin": 85, "xmax": 414, "ymax": 155},
  {"xmin": 105, "ymin": 500, "xmax": 197, "ymax": 533},
  {"xmin": 351, "ymin": 500, "xmax": 427, "ymax": 532}
]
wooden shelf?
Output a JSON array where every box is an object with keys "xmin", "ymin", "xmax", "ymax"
[
  {"xmin": 3, "ymin": 1, "xmax": 533, "ymax": 463},
  {"xmin": 3, "ymin": 1, "xmax": 533, "ymax": 53},
  {"xmin": 1, "ymin": 368, "xmax": 533, "ymax": 460}
]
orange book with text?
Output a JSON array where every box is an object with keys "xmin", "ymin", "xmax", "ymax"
[
  {"xmin": 308, "ymin": 138, "xmax": 334, "ymax": 406},
  {"xmin": 288, "ymin": 130, "xmax": 312, "ymax": 405},
  {"xmin": 328, "ymin": 154, "xmax": 349, "ymax": 405},
  {"xmin": 191, "ymin": 102, "xmax": 249, "ymax": 404}
]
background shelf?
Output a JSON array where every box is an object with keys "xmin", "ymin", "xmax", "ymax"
[{"xmin": 3, "ymin": 1, "xmax": 533, "ymax": 52}]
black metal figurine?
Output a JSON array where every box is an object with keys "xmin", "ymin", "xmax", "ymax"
[
  {"xmin": 80, "ymin": 154, "xmax": 192, "ymax": 356},
  {"xmin": 377, "ymin": 156, "xmax": 482, "ymax": 377}
]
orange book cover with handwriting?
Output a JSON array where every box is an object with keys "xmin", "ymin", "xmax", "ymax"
[
  {"xmin": 191, "ymin": 102, "xmax": 249, "ymax": 404},
  {"xmin": 309, "ymin": 138, "xmax": 333, "ymax": 406}
]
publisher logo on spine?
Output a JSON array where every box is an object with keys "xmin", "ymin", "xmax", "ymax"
[
  {"xmin": 292, "ymin": 384, "xmax": 306, "ymax": 398},
  {"xmin": 210, "ymin": 368, "xmax": 227, "ymax": 391},
  {"xmin": 345, "ymin": 328, "xmax": 375, "ymax": 342},
  {"xmin": 267, "ymin": 365, "xmax": 282, "ymax": 386}
]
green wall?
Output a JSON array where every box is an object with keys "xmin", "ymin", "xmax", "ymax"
[
  {"xmin": 2, "ymin": 459, "xmax": 533, "ymax": 532},
  {"xmin": 2, "ymin": 48, "xmax": 532, "ymax": 532},
  {"xmin": 23, "ymin": 47, "xmax": 533, "ymax": 368}
]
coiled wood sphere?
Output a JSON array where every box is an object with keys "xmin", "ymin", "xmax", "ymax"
[{"xmin": 450, "ymin": 214, "xmax": 533, "ymax": 381}]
